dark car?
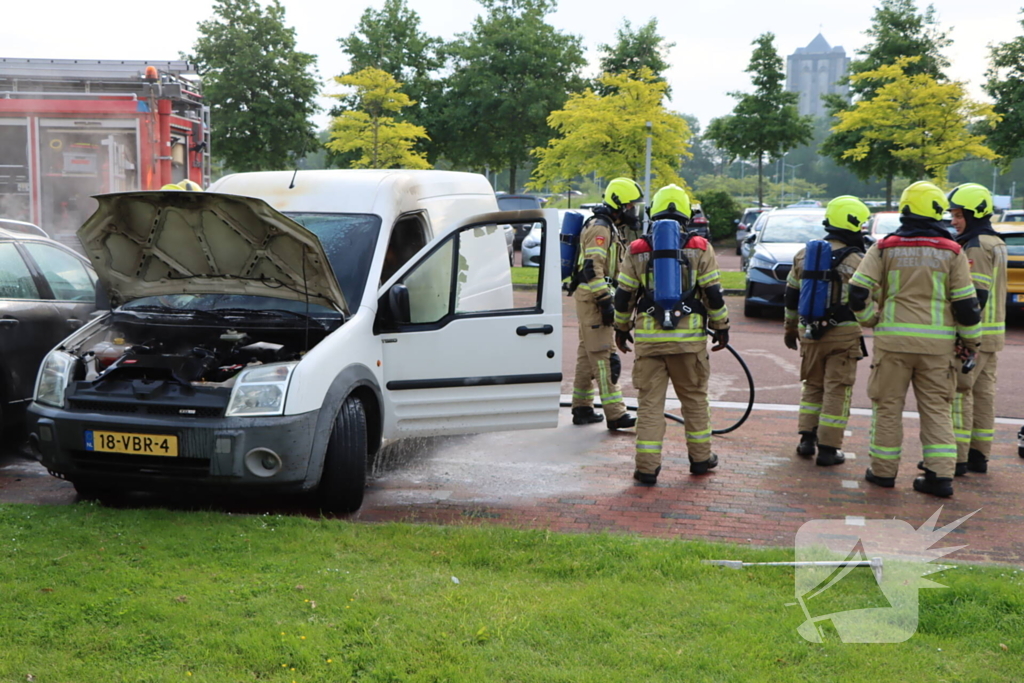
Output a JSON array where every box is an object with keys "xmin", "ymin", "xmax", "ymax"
[
  {"xmin": 743, "ymin": 208, "xmax": 826, "ymax": 317},
  {"xmin": 0, "ymin": 227, "xmax": 99, "ymax": 427},
  {"xmin": 689, "ymin": 203, "xmax": 710, "ymax": 239},
  {"xmin": 497, "ymin": 194, "xmax": 545, "ymax": 249},
  {"xmin": 734, "ymin": 206, "xmax": 772, "ymax": 255}
]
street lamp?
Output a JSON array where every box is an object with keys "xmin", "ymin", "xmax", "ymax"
[{"xmin": 783, "ymin": 163, "xmax": 802, "ymax": 204}]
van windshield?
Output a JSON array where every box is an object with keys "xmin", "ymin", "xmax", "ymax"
[
  {"xmin": 497, "ymin": 196, "xmax": 543, "ymax": 211},
  {"xmin": 286, "ymin": 213, "xmax": 382, "ymax": 306}
]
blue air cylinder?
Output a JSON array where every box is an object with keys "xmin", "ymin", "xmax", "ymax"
[
  {"xmin": 652, "ymin": 219, "xmax": 682, "ymax": 328},
  {"xmin": 559, "ymin": 210, "xmax": 585, "ymax": 280},
  {"xmin": 798, "ymin": 239, "xmax": 833, "ymax": 327}
]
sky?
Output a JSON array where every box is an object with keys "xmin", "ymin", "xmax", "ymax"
[{"xmin": 3, "ymin": 0, "xmax": 1020, "ymax": 133}]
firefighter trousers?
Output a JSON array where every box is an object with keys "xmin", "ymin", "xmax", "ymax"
[
  {"xmin": 867, "ymin": 349, "xmax": 957, "ymax": 478},
  {"xmin": 952, "ymin": 351, "xmax": 998, "ymax": 462},
  {"xmin": 571, "ymin": 313, "xmax": 627, "ymax": 421},
  {"xmin": 632, "ymin": 351, "xmax": 712, "ymax": 474},
  {"xmin": 797, "ymin": 338, "xmax": 861, "ymax": 449}
]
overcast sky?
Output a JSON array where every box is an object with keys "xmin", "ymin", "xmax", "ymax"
[{"xmin": 4, "ymin": 0, "xmax": 1020, "ymax": 133}]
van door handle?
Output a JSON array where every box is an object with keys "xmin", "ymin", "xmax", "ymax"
[
  {"xmin": 67, "ymin": 318, "xmax": 83, "ymax": 330},
  {"xmin": 516, "ymin": 324, "xmax": 553, "ymax": 336},
  {"xmin": 0, "ymin": 318, "xmax": 18, "ymax": 328}
]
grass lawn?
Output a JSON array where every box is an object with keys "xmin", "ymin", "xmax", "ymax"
[
  {"xmin": 511, "ymin": 266, "xmax": 539, "ymax": 285},
  {"xmin": 719, "ymin": 270, "xmax": 746, "ymax": 291},
  {"xmin": 1, "ymin": 504, "xmax": 1022, "ymax": 682}
]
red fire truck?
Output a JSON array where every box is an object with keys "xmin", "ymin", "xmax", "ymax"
[{"xmin": 0, "ymin": 58, "xmax": 210, "ymax": 245}]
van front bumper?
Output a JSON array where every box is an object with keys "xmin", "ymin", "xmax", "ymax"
[{"xmin": 28, "ymin": 403, "xmax": 322, "ymax": 493}]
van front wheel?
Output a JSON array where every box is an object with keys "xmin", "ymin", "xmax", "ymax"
[{"xmin": 317, "ymin": 396, "xmax": 368, "ymax": 514}]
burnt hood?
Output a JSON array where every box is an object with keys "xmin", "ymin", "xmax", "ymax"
[{"xmin": 78, "ymin": 191, "xmax": 348, "ymax": 313}]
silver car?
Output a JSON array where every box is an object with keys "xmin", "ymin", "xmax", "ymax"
[
  {"xmin": 743, "ymin": 208, "xmax": 826, "ymax": 317},
  {"xmin": 521, "ymin": 208, "xmax": 591, "ymax": 268}
]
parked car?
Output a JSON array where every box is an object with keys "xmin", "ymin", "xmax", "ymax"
[
  {"xmin": 688, "ymin": 203, "xmax": 710, "ymax": 239},
  {"xmin": 27, "ymin": 171, "xmax": 563, "ymax": 513},
  {"xmin": 521, "ymin": 208, "xmax": 592, "ymax": 268},
  {"xmin": 734, "ymin": 206, "xmax": 772, "ymax": 255},
  {"xmin": 994, "ymin": 225, "xmax": 1024, "ymax": 316},
  {"xmin": 999, "ymin": 209, "xmax": 1024, "ymax": 223},
  {"xmin": 0, "ymin": 226, "xmax": 99, "ymax": 428},
  {"xmin": 496, "ymin": 194, "xmax": 546, "ymax": 250},
  {"xmin": 0, "ymin": 218, "xmax": 48, "ymax": 238},
  {"xmin": 866, "ymin": 211, "xmax": 957, "ymax": 240},
  {"xmin": 743, "ymin": 208, "xmax": 827, "ymax": 317},
  {"xmin": 786, "ymin": 199, "xmax": 823, "ymax": 208}
]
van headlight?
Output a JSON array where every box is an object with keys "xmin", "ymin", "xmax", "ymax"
[
  {"xmin": 226, "ymin": 363, "xmax": 297, "ymax": 417},
  {"xmin": 35, "ymin": 351, "xmax": 75, "ymax": 408},
  {"xmin": 522, "ymin": 231, "xmax": 540, "ymax": 249},
  {"xmin": 749, "ymin": 254, "xmax": 776, "ymax": 271}
]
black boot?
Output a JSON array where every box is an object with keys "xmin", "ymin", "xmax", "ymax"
[
  {"xmin": 796, "ymin": 430, "xmax": 817, "ymax": 458},
  {"xmin": 913, "ymin": 468, "xmax": 954, "ymax": 497},
  {"xmin": 917, "ymin": 460, "xmax": 968, "ymax": 477},
  {"xmin": 1019, "ymin": 427, "xmax": 1024, "ymax": 458},
  {"xmin": 690, "ymin": 453, "xmax": 719, "ymax": 475},
  {"xmin": 571, "ymin": 407, "xmax": 604, "ymax": 425},
  {"xmin": 633, "ymin": 466, "xmax": 661, "ymax": 486},
  {"xmin": 606, "ymin": 413, "xmax": 637, "ymax": 431},
  {"xmin": 865, "ymin": 467, "xmax": 895, "ymax": 488},
  {"xmin": 966, "ymin": 448, "xmax": 988, "ymax": 473},
  {"xmin": 815, "ymin": 445, "xmax": 846, "ymax": 467}
]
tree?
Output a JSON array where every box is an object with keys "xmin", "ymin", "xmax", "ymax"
[
  {"xmin": 326, "ymin": 68, "xmax": 430, "ymax": 170},
  {"xmin": 986, "ymin": 10, "xmax": 1024, "ymax": 167},
  {"xmin": 337, "ymin": 0, "xmax": 444, "ymax": 160},
  {"xmin": 596, "ymin": 19, "xmax": 675, "ymax": 96},
  {"xmin": 832, "ymin": 57, "xmax": 999, "ymax": 182},
  {"xmin": 187, "ymin": 0, "xmax": 319, "ymax": 172},
  {"xmin": 526, "ymin": 70, "xmax": 691, "ymax": 193},
  {"xmin": 820, "ymin": 0, "xmax": 951, "ymax": 207},
  {"xmin": 437, "ymin": 0, "xmax": 586, "ymax": 192},
  {"xmin": 697, "ymin": 190, "xmax": 740, "ymax": 240},
  {"xmin": 705, "ymin": 33, "xmax": 813, "ymax": 207}
]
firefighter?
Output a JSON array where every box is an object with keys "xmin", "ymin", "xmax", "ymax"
[
  {"xmin": 848, "ymin": 181, "xmax": 982, "ymax": 497},
  {"xmin": 612, "ymin": 184, "xmax": 730, "ymax": 484},
  {"xmin": 783, "ymin": 196, "xmax": 871, "ymax": 466},
  {"xmin": 569, "ymin": 177, "xmax": 641, "ymax": 430},
  {"xmin": 944, "ymin": 183, "xmax": 1007, "ymax": 474}
]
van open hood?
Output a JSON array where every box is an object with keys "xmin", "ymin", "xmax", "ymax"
[{"xmin": 78, "ymin": 191, "xmax": 348, "ymax": 313}]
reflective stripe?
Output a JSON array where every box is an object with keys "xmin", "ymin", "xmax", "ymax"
[
  {"xmin": 787, "ymin": 272, "xmax": 800, "ymax": 288},
  {"xmin": 950, "ymin": 284, "xmax": 975, "ymax": 300},
  {"xmin": 708, "ymin": 306, "xmax": 728, "ymax": 322},
  {"xmin": 686, "ymin": 427, "xmax": 712, "ymax": 444},
  {"xmin": 954, "ymin": 430, "xmax": 971, "ymax": 444},
  {"xmin": 618, "ymin": 273, "xmax": 640, "ymax": 288},
  {"xmin": 922, "ymin": 444, "xmax": 957, "ymax": 457},
  {"xmin": 971, "ymin": 428, "xmax": 995, "ymax": 442},
  {"xmin": 799, "ymin": 401, "xmax": 822, "ymax": 416},
  {"xmin": 573, "ymin": 388, "xmax": 593, "ymax": 399},
  {"xmin": 874, "ymin": 324, "xmax": 956, "ymax": 339},
  {"xmin": 635, "ymin": 330, "xmax": 707, "ymax": 342},
  {"xmin": 584, "ymin": 247, "xmax": 606, "ymax": 257},
  {"xmin": 637, "ymin": 441, "xmax": 662, "ymax": 453},
  {"xmin": 972, "ymin": 272, "xmax": 993, "ymax": 286},
  {"xmin": 614, "ymin": 311, "xmax": 631, "ymax": 325},
  {"xmin": 820, "ymin": 414, "xmax": 848, "ymax": 428},
  {"xmin": 596, "ymin": 360, "xmax": 622, "ymax": 405},
  {"xmin": 855, "ymin": 300, "xmax": 877, "ymax": 324},
  {"xmin": 958, "ymin": 324, "xmax": 981, "ymax": 340},
  {"xmin": 851, "ymin": 272, "xmax": 877, "ymax": 288},
  {"xmin": 869, "ymin": 444, "xmax": 902, "ymax": 459},
  {"xmin": 784, "ymin": 308, "xmax": 798, "ymax": 320},
  {"xmin": 884, "ymin": 270, "xmax": 899, "ymax": 324},
  {"xmin": 697, "ymin": 270, "xmax": 720, "ymax": 286},
  {"xmin": 931, "ymin": 271, "xmax": 946, "ymax": 327}
]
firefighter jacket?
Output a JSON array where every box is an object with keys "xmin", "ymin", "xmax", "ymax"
[
  {"xmin": 613, "ymin": 234, "xmax": 729, "ymax": 357},
  {"xmin": 960, "ymin": 232, "xmax": 1007, "ymax": 353},
  {"xmin": 572, "ymin": 214, "xmax": 622, "ymax": 306},
  {"xmin": 784, "ymin": 239, "xmax": 864, "ymax": 343},
  {"xmin": 850, "ymin": 233, "xmax": 980, "ymax": 355}
]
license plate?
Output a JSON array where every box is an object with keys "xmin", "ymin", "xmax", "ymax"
[
  {"xmin": 85, "ymin": 430, "xmax": 179, "ymax": 457},
  {"xmin": 1015, "ymin": 294, "xmax": 1024, "ymax": 303}
]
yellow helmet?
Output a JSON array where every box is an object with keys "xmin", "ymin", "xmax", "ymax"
[
  {"xmin": 947, "ymin": 183, "xmax": 992, "ymax": 218},
  {"xmin": 824, "ymin": 195, "xmax": 871, "ymax": 232},
  {"xmin": 178, "ymin": 179, "xmax": 204, "ymax": 192},
  {"xmin": 603, "ymin": 177, "xmax": 643, "ymax": 210},
  {"xmin": 650, "ymin": 184, "xmax": 692, "ymax": 222},
  {"xmin": 160, "ymin": 183, "xmax": 184, "ymax": 190},
  {"xmin": 899, "ymin": 181, "xmax": 948, "ymax": 221}
]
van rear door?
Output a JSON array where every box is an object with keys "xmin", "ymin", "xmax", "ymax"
[{"xmin": 377, "ymin": 209, "xmax": 562, "ymax": 438}]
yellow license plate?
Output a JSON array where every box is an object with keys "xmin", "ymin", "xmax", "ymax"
[{"xmin": 86, "ymin": 430, "xmax": 179, "ymax": 457}]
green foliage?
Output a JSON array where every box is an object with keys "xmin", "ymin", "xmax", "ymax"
[
  {"xmin": 697, "ymin": 190, "xmax": 741, "ymax": 240},
  {"xmin": 336, "ymin": 0, "xmax": 444, "ymax": 161},
  {"xmin": 187, "ymin": 0, "xmax": 319, "ymax": 172},
  {"xmin": 705, "ymin": 33, "xmax": 814, "ymax": 206},
  {"xmin": 820, "ymin": 0, "xmax": 951, "ymax": 204},
  {"xmin": 527, "ymin": 70, "xmax": 692, "ymax": 193},
  {"xmin": 694, "ymin": 174, "xmax": 825, "ymax": 204},
  {"xmin": 326, "ymin": 68, "xmax": 431, "ymax": 169},
  {"xmin": 833, "ymin": 57, "xmax": 999, "ymax": 182},
  {"xmin": 1, "ymin": 505, "xmax": 1023, "ymax": 682},
  {"xmin": 596, "ymin": 18, "xmax": 675, "ymax": 96},
  {"xmin": 437, "ymin": 0, "xmax": 586, "ymax": 192},
  {"xmin": 986, "ymin": 10, "xmax": 1024, "ymax": 166}
]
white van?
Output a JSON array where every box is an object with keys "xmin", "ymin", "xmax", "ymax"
[{"xmin": 28, "ymin": 170, "xmax": 564, "ymax": 512}]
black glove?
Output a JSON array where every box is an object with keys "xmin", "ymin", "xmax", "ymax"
[
  {"xmin": 784, "ymin": 330, "xmax": 799, "ymax": 351},
  {"xmin": 615, "ymin": 330, "xmax": 633, "ymax": 353},
  {"xmin": 598, "ymin": 298, "xmax": 615, "ymax": 326},
  {"xmin": 711, "ymin": 328, "xmax": 730, "ymax": 352}
]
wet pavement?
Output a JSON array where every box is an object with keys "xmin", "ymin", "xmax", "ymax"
[{"xmin": 3, "ymin": 289, "xmax": 1024, "ymax": 565}]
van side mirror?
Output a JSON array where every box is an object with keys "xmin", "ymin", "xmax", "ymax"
[
  {"xmin": 734, "ymin": 218, "xmax": 740, "ymax": 225},
  {"xmin": 745, "ymin": 234, "xmax": 757, "ymax": 244},
  {"xmin": 388, "ymin": 284, "xmax": 410, "ymax": 324}
]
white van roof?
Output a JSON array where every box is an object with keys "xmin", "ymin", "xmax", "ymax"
[{"xmin": 208, "ymin": 169, "xmax": 497, "ymax": 216}]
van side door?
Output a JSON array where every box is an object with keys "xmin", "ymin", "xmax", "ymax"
[{"xmin": 376, "ymin": 209, "xmax": 562, "ymax": 438}]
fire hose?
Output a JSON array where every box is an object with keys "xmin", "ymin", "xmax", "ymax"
[{"xmin": 559, "ymin": 342, "xmax": 755, "ymax": 435}]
